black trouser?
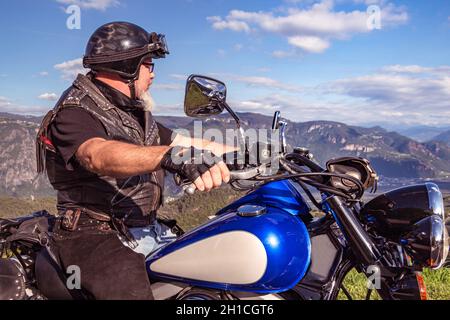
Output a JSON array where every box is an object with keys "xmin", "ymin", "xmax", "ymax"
[{"xmin": 51, "ymin": 217, "xmax": 154, "ymax": 300}]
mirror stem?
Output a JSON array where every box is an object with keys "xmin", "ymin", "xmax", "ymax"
[
  {"xmin": 223, "ymin": 102, "xmax": 248, "ymax": 159},
  {"xmin": 223, "ymin": 102, "xmax": 241, "ymax": 129}
]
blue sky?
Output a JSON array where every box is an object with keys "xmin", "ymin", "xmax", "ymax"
[{"xmin": 0, "ymin": 0, "xmax": 449, "ymax": 128}]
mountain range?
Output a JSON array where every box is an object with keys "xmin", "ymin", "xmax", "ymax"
[
  {"xmin": 433, "ymin": 129, "xmax": 450, "ymax": 146},
  {"xmin": 396, "ymin": 125, "xmax": 450, "ymax": 143},
  {"xmin": 164, "ymin": 112, "xmax": 450, "ymax": 178},
  {"xmin": 0, "ymin": 111, "xmax": 449, "ymax": 197}
]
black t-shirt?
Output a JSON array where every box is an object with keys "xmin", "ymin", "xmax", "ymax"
[{"xmin": 48, "ymin": 79, "xmax": 174, "ymax": 169}]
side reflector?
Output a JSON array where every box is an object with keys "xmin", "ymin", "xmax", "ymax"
[{"xmin": 415, "ymin": 272, "xmax": 428, "ymax": 300}]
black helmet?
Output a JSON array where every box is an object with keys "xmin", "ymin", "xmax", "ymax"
[{"xmin": 83, "ymin": 21, "xmax": 169, "ymax": 98}]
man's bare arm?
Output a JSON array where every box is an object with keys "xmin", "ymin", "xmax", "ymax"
[{"xmin": 76, "ymin": 137, "xmax": 171, "ymax": 178}]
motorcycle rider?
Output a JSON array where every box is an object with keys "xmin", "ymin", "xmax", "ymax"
[{"xmin": 36, "ymin": 21, "xmax": 233, "ymax": 300}]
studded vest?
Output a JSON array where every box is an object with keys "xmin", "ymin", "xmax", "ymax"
[{"xmin": 36, "ymin": 74, "xmax": 164, "ymax": 227}]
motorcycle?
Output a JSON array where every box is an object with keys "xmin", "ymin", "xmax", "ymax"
[{"xmin": 1, "ymin": 75, "xmax": 449, "ymax": 300}]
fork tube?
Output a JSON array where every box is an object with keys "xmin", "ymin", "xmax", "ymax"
[{"xmin": 327, "ymin": 196, "xmax": 381, "ymax": 265}]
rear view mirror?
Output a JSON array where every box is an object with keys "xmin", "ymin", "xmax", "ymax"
[{"xmin": 184, "ymin": 75, "xmax": 226, "ymax": 118}]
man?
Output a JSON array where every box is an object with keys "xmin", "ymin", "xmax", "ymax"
[{"xmin": 36, "ymin": 21, "xmax": 233, "ymax": 300}]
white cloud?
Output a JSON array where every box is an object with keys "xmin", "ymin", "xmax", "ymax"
[
  {"xmin": 324, "ymin": 65, "xmax": 450, "ymax": 125},
  {"xmin": 207, "ymin": 16, "xmax": 251, "ymax": 33},
  {"xmin": 152, "ymin": 83, "xmax": 184, "ymax": 91},
  {"xmin": 38, "ymin": 93, "xmax": 59, "ymax": 101},
  {"xmin": 224, "ymin": 74, "xmax": 305, "ymax": 93},
  {"xmin": 230, "ymin": 94, "xmax": 356, "ymax": 123},
  {"xmin": 39, "ymin": 71, "xmax": 49, "ymax": 77},
  {"xmin": 352, "ymin": 0, "xmax": 387, "ymax": 5},
  {"xmin": 283, "ymin": 0, "xmax": 307, "ymax": 4},
  {"xmin": 0, "ymin": 96, "xmax": 50, "ymax": 115},
  {"xmin": 152, "ymin": 103, "xmax": 184, "ymax": 116},
  {"xmin": 381, "ymin": 64, "xmax": 450, "ymax": 76},
  {"xmin": 0, "ymin": 96, "xmax": 12, "ymax": 106},
  {"xmin": 54, "ymin": 58, "xmax": 87, "ymax": 81},
  {"xmin": 230, "ymin": 93, "xmax": 432, "ymax": 127},
  {"xmin": 169, "ymin": 74, "xmax": 188, "ymax": 81},
  {"xmin": 55, "ymin": 0, "xmax": 119, "ymax": 11},
  {"xmin": 207, "ymin": 1, "xmax": 408, "ymax": 54},
  {"xmin": 218, "ymin": 64, "xmax": 450, "ymax": 126},
  {"xmin": 287, "ymin": 35, "xmax": 330, "ymax": 53},
  {"xmin": 272, "ymin": 50, "xmax": 297, "ymax": 58},
  {"xmin": 381, "ymin": 65, "xmax": 429, "ymax": 74}
]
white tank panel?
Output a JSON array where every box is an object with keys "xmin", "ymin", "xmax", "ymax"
[{"xmin": 149, "ymin": 231, "xmax": 268, "ymax": 284}]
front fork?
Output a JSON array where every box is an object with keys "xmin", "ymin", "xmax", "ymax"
[
  {"xmin": 325, "ymin": 196, "xmax": 427, "ymax": 300},
  {"xmin": 325, "ymin": 196, "xmax": 381, "ymax": 266}
]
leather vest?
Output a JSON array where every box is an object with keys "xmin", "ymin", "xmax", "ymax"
[{"xmin": 36, "ymin": 74, "xmax": 164, "ymax": 227}]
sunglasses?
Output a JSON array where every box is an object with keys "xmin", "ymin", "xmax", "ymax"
[{"xmin": 142, "ymin": 62, "xmax": 155, "ymax": 73}]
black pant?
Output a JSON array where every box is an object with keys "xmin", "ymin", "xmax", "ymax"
[{"xmin": 51, "ymin": 219, "xmax": 154, "ymax": 300}]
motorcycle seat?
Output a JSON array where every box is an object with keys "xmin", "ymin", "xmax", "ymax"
[
  {"xmin": 0, "ymin": 258, "xmax": 26, "ymax": 300},
  {"xmin": 0, "ymin": 211, "xmax": 54, "ymax": 232}
]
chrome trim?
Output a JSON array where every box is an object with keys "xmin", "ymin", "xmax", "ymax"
[
  {"xmin": 430, "ymin": 215, "xmax": 447, "ymax": 269},
  {"xmin": 425, "ymin": 182, "xmax": 445, "ymax": 218}
]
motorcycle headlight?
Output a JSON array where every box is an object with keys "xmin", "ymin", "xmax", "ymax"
[
  {"xmin": 403, "ymin": 215, "xmax": 449, "ymax": 269},
  {"xmin": 426, "ymin": 183, "xmax": 449, "ymax": 268},
  {"xmin": 362, "ymin": 182, "xmax": 449, "ymax": 268}
]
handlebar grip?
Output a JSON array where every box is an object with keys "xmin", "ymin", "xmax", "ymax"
[{"xmin": 178, "ymin": 166, "xmax": 263, "ymax": 195}]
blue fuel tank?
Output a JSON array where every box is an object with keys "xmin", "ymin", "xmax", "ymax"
[{"xmin": 146, "ymin": 181, "xmax": 312, "ymax": 293}]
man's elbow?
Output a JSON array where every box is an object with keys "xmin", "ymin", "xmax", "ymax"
[
  {"xmin": 76, "ymin": 150, "xmax": 104, "ymax": 174},
  {"xmin": 75, "ymin": 138, "xmax": 107, "ymax": 174}
]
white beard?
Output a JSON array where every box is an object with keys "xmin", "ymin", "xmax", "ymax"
[{"xmin": 139, "ymin": 91, "xmax": 155, "ymax": 112}]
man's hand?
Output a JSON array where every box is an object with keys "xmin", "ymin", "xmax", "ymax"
[
  {"xmin": 160, "ymin": 147, "xmax": 230, "ymax": 192},
  {"xmin": 194, "ymin": 161, "xmax": 230, "ymax": 192}
]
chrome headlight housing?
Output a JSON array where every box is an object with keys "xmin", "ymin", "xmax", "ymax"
[
  {"xmin": 403, "ymin": 215, "xmax": 449, "ymax": 269},
  {"xmin": 362, "ymin": 182, "xmax": 449, "ymax": 269},
  {"xmin": 402, "ymin": 183, "xmax": 449, "ymax": 269}
]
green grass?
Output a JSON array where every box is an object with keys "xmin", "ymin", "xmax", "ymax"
[
  {"xmin": 0, "ymin": 196, "xmax": 56, "ymax": 218},
  {"xmin": 337, "ymin": 268, "xmax": 450, "ymax": 300},
  {"xmin": 338, "ymin": 269, "xmax": 382, "ymax": 300},
  {"xmin": 158, "ymin": 186, "xmax": 244, "ymax": 231},
  {"xmin": 421, "ymin": 268, "xmax": 450, "ymax": 300}
]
